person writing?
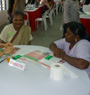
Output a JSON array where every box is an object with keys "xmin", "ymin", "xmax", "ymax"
[
  {"xmin": 49, "ymin": 22, "xmax": 90, "ymax": 76},
  {"xmin": 0, "ymin": 43, "xmax": 15, "ymax": 57},
  {"xmin": 0, "ymin": 11, "xmax": 33, "ymax": 45}
]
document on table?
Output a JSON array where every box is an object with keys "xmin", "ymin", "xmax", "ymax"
[
  {"xmin": 0, "ymin": 55, "xmax": 6, "ymax": 63},
  {"xmin": 7, "ymin": 49, "xmax": 64, "ymax": 69}
]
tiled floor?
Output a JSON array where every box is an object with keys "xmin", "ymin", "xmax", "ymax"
[{"xmin": 31, "ymin": 11, "xmax": 63, "ymax": 47}]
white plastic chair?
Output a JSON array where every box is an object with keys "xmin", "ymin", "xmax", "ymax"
[
  {"xmin": 60, "ymin": 1, "xmax": 64, "ymax": 12},
  {"xmin": 46, "ymin": 8, "xmax": 54, "ymax": 26},
  {"xmin": 35, "ymin": 10, "xmax": 48, "ymax": 31},
  {"xmin": 54, "ymin": 2, "xmax": 59, "ymax": 16},
  {"xmin": 24, "ymin": 12, "xmax": 30, "ymax": 26}
]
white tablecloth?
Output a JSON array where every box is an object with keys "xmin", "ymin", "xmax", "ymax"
[
  {"xmin": 0, "ymin": 45, "xmax": 90, "ymax": 95},
  {"xmin": 79, "ymin": 12, "xmax": 90, "ymax": 18}
]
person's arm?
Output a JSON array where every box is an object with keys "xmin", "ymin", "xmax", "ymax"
[
  {"xmin": 60, "ymin": 52, "xmax": 89, "ymax": 69},
  {"xmin": 49, "ymin": 42, "xmax": 58, "ymax": 51},
  {"xmin": 28, "ymin": 27, "xmax": 33, "ymax": 45},
  {"xmin": 49, "ymin": 43, "xmax": 89, "ymax": 69},
  {"xmin": 0, "ymin": 43, "xmax": 6, "ymax": 48},
  {"xmin": 0, "ymin": 40, "xmax": 6, "ymax": 44},
  {"xmin": 45, "ymin": 3, "xmax": 50, "ymax": 8},
  {"xmin": 0, "ymin": 47, "xmax": 15, "ymax": 57},
  {"xmin": 27, "ymin": 41, "xmax": 31, "ymax": 45},
  {"xmin": 49, "ymin": 42, "xmax": 65, "ymax": 57},
  {"xmin": 0, "ymin": 43, "xmax": 13, "ymax": 48},
  {"xmin": 0, "ymin": 51, "xmax": 4, "ymax": 57},
  {"xmin": 12, "ymin": 0, "xmax": 18, "ymax": 16}
]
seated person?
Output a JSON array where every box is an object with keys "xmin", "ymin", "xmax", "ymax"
[
  {"xmin": 0, "ymin": 11, "xmax": 33, "ymax": 45},
  {"xmin": 49, "ymin": 22, "xmax": 90, "ymax": 77},
  {"xmin": 0, "ymin": 43, "xmax": 15, "ymax": 57},
  {"xmin": 40, "ymin": 0, "xmax": 50, "ymax": 15},
  {"xmin": 27, "ymin": 0, "xmax": 36, "ymax": 4}
]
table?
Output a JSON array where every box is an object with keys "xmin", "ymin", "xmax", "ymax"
[
  {"xmin": 0, "ymin": 45, "xmax": 90, "ymax": 95},
  {"xmin": 24, "ymin": 6, "xmax": 42, "ymax": 31},
  {"xmin": 80, "ymin": 12, "xmax": 90, "ymax": 36}
]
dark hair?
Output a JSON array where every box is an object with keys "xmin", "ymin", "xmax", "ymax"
[
  {"xmin": 63, "ymin": 23, "xmax": 70, "ymax": 38},
  {"xmin": 64, "ymin": 22, "xmax": 90, "ymax": 41},
  {"xmin": 12, "ymin": 11, "xmax": 24, "ymax": 20}
]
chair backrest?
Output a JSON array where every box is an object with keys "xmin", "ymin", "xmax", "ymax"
[
  {"xmin": 42, "ymin": 10, "xmax": 49, "ymax": 20},
  {"xmin": 24, "ymin": 12, "xmax": 30, "ymax": 26},
  {"xmin": 49, "ymin": 5, "xmax": 53, "ymax": 11},
  {"xmin": 49, "ymin": 8, "xmax": 54, "ymax": 17},
  {"xmin": 24, "ymin": 12, "xmax": 29, "ymax": 20},
  {"xmin": 56, "ymin": 3, "xmax": 59, "ymax": 10}
]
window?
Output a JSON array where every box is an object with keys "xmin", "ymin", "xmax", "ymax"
[{"xmin": 0, "ymin": 0, "xmax": 7, "ymax": 11}]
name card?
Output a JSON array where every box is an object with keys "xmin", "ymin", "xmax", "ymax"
[{"xmin": 9, "ymin": 59, "xmax": 25, "ymax": 71}]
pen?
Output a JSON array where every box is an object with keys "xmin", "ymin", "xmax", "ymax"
[{"xmin": 0, "ymin": 59, "xmax": 6, "ymax": 63}]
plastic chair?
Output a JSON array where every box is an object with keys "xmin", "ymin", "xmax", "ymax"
[
  {"xmin": 54, "ymin": 2, "xmax": 59, "ymax": 16},
  {"xmin": 46, "ymin": 8, "xmax": 54, "ymax": 26},
  {"xmin": 35, "ymin": 10, "xmax": 48, "ymax": 31},
  {"xmin": 24, "ymin": 12, "xmax": 30, "ymax": 26},
  {"xmin": 60, "ymin": 1, "xmax": 64, "ymax": 12}
]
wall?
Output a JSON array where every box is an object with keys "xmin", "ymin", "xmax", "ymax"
[
  {"xmin": 0, "ymin": 10, "xmax": 8, "ymax": 33},
  {"xmin": 0, "ymin": 10, "xmax": 8, "ymax": 26}
]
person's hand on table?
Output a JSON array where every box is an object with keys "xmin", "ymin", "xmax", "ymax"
[
  {"xmin": 3, "ymin": 47, "xmax": 15, "ymax": 54},
  {"xmin": 4, "ymin": 43, "xmax": 13, "ymax": 48},
  {"xmin": 53, "ymin": 48, "xmax": 66, "ymax": 58}
]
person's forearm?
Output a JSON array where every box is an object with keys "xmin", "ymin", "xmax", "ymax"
[
  {"xmin": 49, "ymin": 43, "xmax": 58, "ymax": 51},
  {"xmin": 28, "ymin": 41, "xmax": 31, "ymax": 45},
  {"xmin": 12, "ymin": 1, "xmax": 18, "ymax": 15},
  {"xmin": 62, "ymin": 54, "xmax": 89, "ymax": 69},
  {"xmin": 0, "ymin": 40, "xmax": 6, "ymax": 48},
  {"xmin": 0, "ymin": 51, "xmax": 3, "ymax": 57},
  {"xmin": 12, "ymin": 5, "xmax": 16, "ymax": 14},
  {"xmin": 0, "ymin": 43, "xmax": 5, "ymax": 48}
]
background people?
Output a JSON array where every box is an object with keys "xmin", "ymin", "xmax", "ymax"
[
  {"xmin": 40, "ymin": 0, "xmax": 50, "ymax": 15},
  {"xmin": 61, "ymin": 0, "xmax": 80, "ymax": 37},
  {"xmin": 12, "ymin": 0, "xmax": 26, "ymax": 16},
  {"xmin": 63, "ymin": 0, "xmax": 80, "ymax": 24},
  {"xmin": 8, "ymin": 0, "xmax": 15, "ymax": 22}
]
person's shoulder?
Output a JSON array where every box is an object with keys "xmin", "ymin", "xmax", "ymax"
[
  {"xmin": 56, "ymin": 38, "xmax": 65, "ymax": 42},
  {"xmin": 23, "ymin": 24, "xmax": 31, "ymax": 31},
  {"xmin": 55, "ymin": 38, "xmax": 68, "ymax": 44},
  {"xmin": 78, "ymin": 39, "xmax": 90, "ymax": 46},
  {"xmin": 23, "ymin": 24, "xmax": 31, "ymax": 29},
  {"xmin": 3, "ymin": 24, "xmax": 13, "ymax": 29}
]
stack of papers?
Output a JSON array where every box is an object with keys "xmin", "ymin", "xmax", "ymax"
[{"xmin": 7, "ymin": 48, "xmax": 64, "ymax": 69}]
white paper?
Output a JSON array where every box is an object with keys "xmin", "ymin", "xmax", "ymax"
[
  {"xmin": 0, "ymin": 55, "xmax": 6, "ymax": 62},
  {"xmin": 64, "ymin": 66, "xmax": 78, "ymax": 78},
  {"xmin": 50, "ymin": 63, "xmax": 64, "ymax": 80},
  {"xmin": 9, "ymin": 59, "xmax": 25, "ymax": 71}
]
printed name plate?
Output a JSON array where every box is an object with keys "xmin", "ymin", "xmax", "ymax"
[{"xmin": 9, "ymin": 59, "xmax": 25, "ymax": 71}]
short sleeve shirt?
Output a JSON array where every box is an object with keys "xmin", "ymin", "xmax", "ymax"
[
  {"xmin": 54, "ymin": 38, "xmax": 90, "ymax": 63},
  {"xmin": 0, "ymin": 24, "xmax": 33, "ymax": 43}
]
